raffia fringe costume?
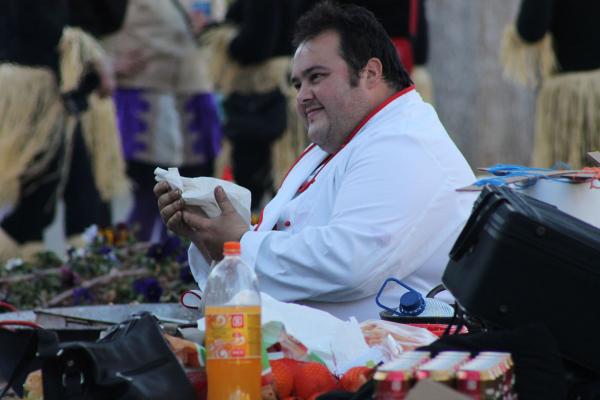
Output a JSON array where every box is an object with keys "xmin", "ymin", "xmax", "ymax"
[
  {"xmin": 0, "ymin": 27, "xmax": 129, "ymax": 259},
  {"xmin": 501, "ymin": 25, "xmax": 600, "ymax": 168},
  {"xmin": 411, "ymin": 66, "xmax": 435, "ymax": 105},
  {"xmin": 201, "ymin": 25, "xmax": 308, "ymax": 187}
]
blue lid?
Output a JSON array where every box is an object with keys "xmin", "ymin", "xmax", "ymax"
[
  {"xmin": 375, "ymin": 277, "xmax": 428, "ymax": 317},
  {"xmin": 399, "ymin": 291, "xmax": 425, "ymax": 316}
]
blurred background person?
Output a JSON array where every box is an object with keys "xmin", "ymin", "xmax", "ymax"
[
  {"xmin": 502, "ymin": 0, "xmax": 600, "ymax": 168},
  {"xmin": 103, "ymin": 0, "xmax": 223, "ymax": 242},
  {"xmin": 339, "ymin": 0, "xmax": 434, "ymax": 103},
  {"xmin": 205, "ymin": 0, "xmax": 317, "ymax": 215},
  {"xmin": 0, "ymin": 0, "xmax": 129, "ymax": 261}
]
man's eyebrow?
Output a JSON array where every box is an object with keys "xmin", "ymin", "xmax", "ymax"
[{"xmin": 290, "ymin": 65, "xmax": 328, "ymax": 84}]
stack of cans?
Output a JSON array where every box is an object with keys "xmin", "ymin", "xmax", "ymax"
[
  {"xmin": 456, "ymin": 352, "xmax": 516, "ymax": 399},
  {"xmin": 374, "ymin": 351, "xmax": 515, "ymax": 400},
  {"xmin": 415, "ymin": 351, "xmax": 471, "ymax": 387},
  {"xmin": 374, "ymin": 351, "xmax": 430, "ymax": 399}
]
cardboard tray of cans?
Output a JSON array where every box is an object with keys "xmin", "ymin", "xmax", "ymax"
[{"xmin": 374, "ymin": 350, "xmax": 515, "ymax": 399}]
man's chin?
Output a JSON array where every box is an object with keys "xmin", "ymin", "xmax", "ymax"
[{"xmin": 307, "ymin": 130, "xmax": 321, "ymax": 146}]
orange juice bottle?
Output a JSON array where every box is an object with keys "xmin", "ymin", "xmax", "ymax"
[{"xmin": 204, "ymin": 241, "xmax": 262, "ymax": 400}]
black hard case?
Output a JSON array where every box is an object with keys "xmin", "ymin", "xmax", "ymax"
[{"xmin": 442, "ymin": 186, "xmax": 600, "ymax": 373}]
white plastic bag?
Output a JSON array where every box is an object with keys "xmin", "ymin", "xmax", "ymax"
[{"xmin": 360, "ymin": 319, "xmax": 438, "ymax": 355}]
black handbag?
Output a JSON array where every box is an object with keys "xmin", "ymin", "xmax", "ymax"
[
  {"xmin": 223, "ymin": 88, "xmax": 288, "ymax": 142},
  {"xmin": 0, "ymin": 323, "xmax": 50, "ymax": 398},
  {"xmin": 1, "ymin": 313, "xmax": 196, "ymax": 400}
]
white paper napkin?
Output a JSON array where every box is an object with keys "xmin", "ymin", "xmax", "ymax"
[{"xmin": 154, "ymin": 167, "xmax": 252, "ymax": 224}]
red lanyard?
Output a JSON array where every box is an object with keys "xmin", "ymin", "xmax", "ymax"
[
  {"xmin": 254, "ymin": 85, "xmax": 415, "ymax": 230},
  {"xmin": 296, "ymin": 85, "xmax": 415, "ymax": 194},
  {"xmin": 297, "ymin": 153, "xmax": 334, "ymax": 194}
]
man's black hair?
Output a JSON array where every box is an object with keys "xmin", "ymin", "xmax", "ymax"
[{"xmin": 293, "ymin": 1, "xmax": 412, "ymax": 91}]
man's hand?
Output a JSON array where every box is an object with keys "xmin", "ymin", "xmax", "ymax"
[
  {"xmin": 181, "ymin": 186, "xmax": 249, "ymax": 260},
  {"xmin": 154, "ymin": 182, "xmax": 249, "ymax": 261}
]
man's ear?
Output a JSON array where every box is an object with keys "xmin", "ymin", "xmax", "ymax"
[{"xmin": 362, "ymin": 57, "xmax": 384, "ymax": 88}]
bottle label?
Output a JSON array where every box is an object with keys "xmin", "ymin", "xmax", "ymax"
[{"xmin": 205, "ymin": 306, "xmax": 261, "ymax": 359}]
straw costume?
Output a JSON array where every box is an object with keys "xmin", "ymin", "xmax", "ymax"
[
  {"xmin": 0, "ymin": 0, "xmax": 128, "ymax": 261},
  {"xmin": 501, "ymin": 0, "xmax": 600, "ymax": 168}
]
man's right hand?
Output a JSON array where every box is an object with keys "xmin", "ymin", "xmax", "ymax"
[
  {"xmin": 154, "ymin": 182, "xmax": 249, "ymax": 263},
  {"xmin": 155, "ymin": 182, "xmax": 187, "ymax": 235},
  {"xmin": 154, "ymin": 181, "xmax": 211, "ymax": 259}
]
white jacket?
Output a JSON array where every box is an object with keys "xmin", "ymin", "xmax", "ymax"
[{"xmin": 190, "ymin": 88, "xmax": 477, "ymax": 321}]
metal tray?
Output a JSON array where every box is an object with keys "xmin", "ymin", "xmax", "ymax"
[{"xmin": 0, "ymin": 303, "xmax": 201, "ymax": 338}]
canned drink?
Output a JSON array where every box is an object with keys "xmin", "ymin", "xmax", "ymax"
[
  {"xmin": 456, "ymin": 358, "xmax": 502, "ymax": 399},
  {"xmin": 456, "ymin": 352, "xmax": 518, "ymax": 399},
  {"xmin": 375, "ymin": 351, "xmax": 431, "ymax": 400},
  {"xmin": 435, "ymin": 351, "xmax": 472, "ymax": 360},
  {"xmin": 415, "ymin": 352, "xmax": 471, "ymax": 387},
  {"xmin": 374, "ymin": 370, "xmax": 413, "ymax": 400},
  {"xmin": 379, "ymin": 351, "xmax": 431, "ymax": 371},
  {"xmin": 476, "ymin": 352, "xmax": 515, "ymax": 399}
]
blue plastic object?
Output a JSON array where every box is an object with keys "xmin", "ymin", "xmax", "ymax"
[
  {"xmin": 376, "ymin": 277, "xmax": 426, "ymax": 317},
  {"xmin": 473, "ymin": 163, "xmax": 575, "ymax": 189}
]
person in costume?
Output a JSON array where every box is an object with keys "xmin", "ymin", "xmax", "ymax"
[
  {"xmin": 0, "ymin": 0, "xmax": 129, "ymax": 261},
  {"xmin": 204, "ymin": 0, "xmax": 317, "ymax": 213},
  {"xmin": 102, "ymin": 0, "xmax": 223, "ymax": 242},
  {"xmin": 155, "ymin": 2, "xmax": 476, "ymax": 321},
  {"xmin": 501, "ymin": 0, "xmax": 600, "ymax": 168},
  {"xmin": 339, "ymin": 0, "xmax": 434, "ymax": 103}
]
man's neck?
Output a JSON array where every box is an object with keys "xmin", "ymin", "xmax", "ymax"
[
  {"xmin": 323, "ymin": 85, "xmax": 410, "ymax": 154},
  {"xmin": 334, "ymin": 85, "xmax": 411, "ymax": 151}
]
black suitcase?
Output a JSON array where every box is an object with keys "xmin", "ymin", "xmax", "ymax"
[{"xmin": 442, "ymin": 185, "xmax": 600, "ymax": 374}]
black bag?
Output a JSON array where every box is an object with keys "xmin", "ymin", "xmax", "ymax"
[
  {"xmin": 0, "ymin": 324, "xmax": 51, "ymax": 398},
  {"xmin": 443, "ymin": 185, "xmax": 600, "ymax": 374},
  {"xmin": 1, "ymin": 313, "xmax": 196, "ymax": 400},
  {"xmin": 223, "ymin": 88, "xmax": 288, "ymax": 142}
]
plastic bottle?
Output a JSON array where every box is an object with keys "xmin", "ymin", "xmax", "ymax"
[{"xmin": 204, "ymin": 241, "xmax": 262, "ymax": 400}]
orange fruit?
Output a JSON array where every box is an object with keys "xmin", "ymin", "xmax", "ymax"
[
  {"xmin": 293, "ymin": 361, "xmax": 338, "ymax": 399},
  {"xmin": 339, "ymin": 366, "xmax": 374, "ymax": 392},
  {"xmin": 270, "ymin": 359, "xmax": 295, "ymax": 398},
  {"xmin": 307, "ymin": 391, "xmax": 326, "ymax": 400},
  {"xmin": 279, "ymin": 357, "xmax": 302, "ymax": 372}
]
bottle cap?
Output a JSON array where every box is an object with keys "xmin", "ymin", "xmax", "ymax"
[
  {"xmin": 223, "ymin": 241, "xmax": 241, "ymax": 255},
  {"xmin": 399, "ymin": 291, "xmax": 426, "ymax": 316}
]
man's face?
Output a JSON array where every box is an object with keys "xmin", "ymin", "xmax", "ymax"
[{"xmin": 291, "ymin": 31, "xmax": 370, "ymax": 153}]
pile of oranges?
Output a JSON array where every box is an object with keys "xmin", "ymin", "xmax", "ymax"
[{"xmin": 268, "ymin": 358, "xmax": 374, "ymax": 400}]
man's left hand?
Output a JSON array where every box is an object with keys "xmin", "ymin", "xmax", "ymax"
[{"xmin": 182, "ymin": 186, "xmax": 249, "ymax": 260}]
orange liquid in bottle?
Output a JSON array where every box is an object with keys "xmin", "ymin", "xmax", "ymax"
[{"xmin": 205, "ymin": 305, "xmax": 261, "ymax": 400}]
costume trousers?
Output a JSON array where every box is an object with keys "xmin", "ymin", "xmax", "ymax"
[
  {"xmin": 231, "ymin": 136, "xmax": 274, "ymax": 212},
  {"xmin": 1, "ymin": 123, "xmax": 110, "ymax": 244}
]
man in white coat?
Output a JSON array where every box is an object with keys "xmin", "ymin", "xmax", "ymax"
[{"xmin": 155, "ymin": 1, "xmax": 476, "ymax": 321}]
